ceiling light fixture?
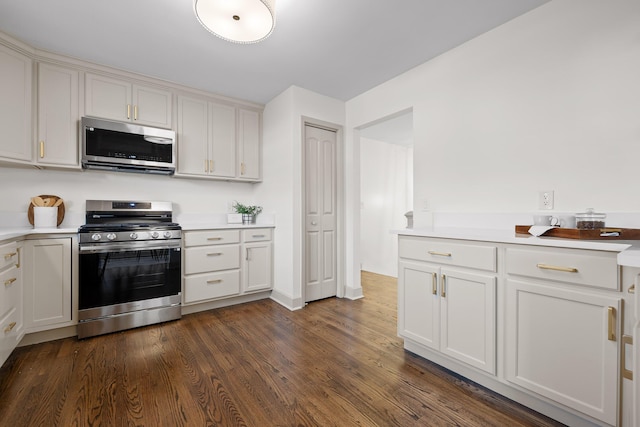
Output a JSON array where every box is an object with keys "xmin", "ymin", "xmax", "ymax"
[{"xmin": 194, "ymin": 0, "xmax": 276, "ymax": 44}]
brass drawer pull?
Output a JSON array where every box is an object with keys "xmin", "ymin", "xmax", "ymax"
[
  {"xmin": 441, "ymin": 274, "xmax": 447, "ymax": 298},
  {"xmin": 207, "ymin": 237, "xmax": 223, "ymax": 241},
  {"xmin": 607, "ymin": 306, "xmax": 616, "ymax": 341},
  {"xmin": 629, "ymin": 284, "xmax": 636, "ymax": 294},
  {"xmin": 252, "ymin": 235, "xmax": 265, "ymax": 238},
  {"xmin": 206, "ymin": 252, "xmax": 223, "ymax": 256},
  {"xmin": 622, "ymin": 335, "xmax": 633, "ymax": 380},
  {"xmin": 4, "ymin": 322, "xmax": 16, "ymax": 333},
  {"xmin": 206, "ymin": 279, "xmax": 222, "ymax": 285},
  {"xmin": 536, "ymin": 263, "xmax": 578, "ymax": 273},
  {"xmin": 428, "ymin": 251, "xmax": 452, "ymax": 257},
  {"xmin": 4, "ymin": 252, "xmax": 17, "ymax": 260},
  {"xmin": 4, "ymin": 277, "xmax": 17, "ymax": 286},
  {"xmin": 431, "ymin": 272, "xmax": 437, "ymax": 295}
]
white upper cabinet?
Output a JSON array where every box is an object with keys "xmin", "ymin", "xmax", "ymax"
[
  {"xmin": 36, "ymin": 62, "xmax": 80, "ymax": 168},
  {"xmin": 177, "ymin": 95, "xmax": 261, "ymax": 182},
  {"xmin": 85, "ymin": 73, "xmax": 172, "ymax": 128},
  {"xmin": 0, "ymin": 43, "xmax": 32, "ymax": 162},
  {"xmin": 238, "ymin": 108, "xmax": 261, "ymax": 180}
]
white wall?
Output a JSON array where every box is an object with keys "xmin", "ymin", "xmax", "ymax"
[
  {"xmin": 261, "ymin": 86, "xmax": 346, "ymax": 309},
  {"xmin": 0, "ymin": 166, "xmax": 257, "ymax": 226},
  {"xmin": 346, "ymin": 0, "xmax": 640, "ymax": 231},
  {"xmin": 360, "ymin": 138, "xmax": 412, "ymax": 277}
]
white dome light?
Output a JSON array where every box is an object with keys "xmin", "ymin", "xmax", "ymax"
[{"xmin": 194, "ymin": 0, "xmax": 276, "ymax": 44}]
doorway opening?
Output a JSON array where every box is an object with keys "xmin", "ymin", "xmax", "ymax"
[{"xmin": 358, "ymin": 110, "xmax": 413, "ymax": 279}]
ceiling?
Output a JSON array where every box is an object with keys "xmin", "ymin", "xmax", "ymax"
[{"xmin": 0, "ymin": 0, "xmax": 549, "ymax": 105}]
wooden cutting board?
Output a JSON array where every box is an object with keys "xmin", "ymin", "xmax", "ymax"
[
  {"xmin": 515, "ymin": 225, "xmax": 640, "ymax": 240},
  {"xmin": 27, "ymin": 194, "xmax": 65, "ymax": 226}
]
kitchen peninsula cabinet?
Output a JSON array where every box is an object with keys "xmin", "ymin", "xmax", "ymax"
[
  {"xmin": 176, "ymin": 94, "xmax": 262, "ymax": 182},
  {"xmin": 0, "ymin": 240, "xmax": 24, "ymax": 367},
  {"xmin": 22, "ymin": 237, "xmax": 72, "ymax": 333},
  {"xmin": 397, "ymin": 231, "xmax": 633, "ymax": 427},
  {"xmin": 505, "ymin": 246, "xmax": 621, "ymax": 425},
  {"xmin": 36, "ymin": 62, "xmax": 80, "ymax": 168},
  {"xmin": 85, "ymin": 73, "xmax": 172, "ymax": 128},
  {"xmin": 0, "ymin": 42, "xmax": 32, "ymax": 163},
  {"xmin": 398, "ymin": 237, "xmax": 497, "ymax": 374}
]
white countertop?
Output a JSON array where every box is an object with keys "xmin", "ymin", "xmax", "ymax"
[{"xmin": 394, "ymin": 227, "xmax": 640, "ymax": 267}]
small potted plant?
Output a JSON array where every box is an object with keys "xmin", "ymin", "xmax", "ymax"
[{"xmin": 232, "ymin": 201, "xmax": 263, "ymax": 224}]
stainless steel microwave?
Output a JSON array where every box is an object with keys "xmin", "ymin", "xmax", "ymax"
[{"xmin": 81, "ymin": 117, "xmax": 176, "ymax": 175}]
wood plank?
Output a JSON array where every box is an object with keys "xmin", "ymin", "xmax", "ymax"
[{"xmin": 0, "ymin": 271, "xmax": 564, "ymax": 426}]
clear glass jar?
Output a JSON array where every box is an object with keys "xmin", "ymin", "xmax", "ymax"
[{"xmin": 575, "ymin": 208, "xmax": 606, "ymax": 229}]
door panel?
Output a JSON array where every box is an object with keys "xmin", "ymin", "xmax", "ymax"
[{"xmin": 305, "ymin": 125, "xmax": 337, "ymax": 302}]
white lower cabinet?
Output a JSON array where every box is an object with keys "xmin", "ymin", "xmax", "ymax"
[
  {"xmin": 398, "ymin": 234, "xmax": 631, "ymax": 427},
  {"xmin": 22, "ymin": 237, "xmax": 72, "ymax": 332},
  {"xmin": 505, "ymin": 279, "xmax": 620, "ymax": 425},
  {"xmin": 183, "ymin": 227, "xmax": 273, "ymax": 305},
  {"xmin": 399, "ymin": 255, "xmax": 496, "ymax": 374},
  {"xmin": 0, "ymin": 240, "xmax": 23, "ymax": 367}
]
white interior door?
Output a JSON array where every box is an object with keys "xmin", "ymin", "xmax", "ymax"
[{"xmin": 304, "ymin": 124, "xmax": 337, "ymax": 302}]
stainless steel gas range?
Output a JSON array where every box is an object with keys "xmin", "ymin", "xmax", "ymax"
[{"xmin": 77, "ymin": 200, "xmax": 182, "ymax": 339}]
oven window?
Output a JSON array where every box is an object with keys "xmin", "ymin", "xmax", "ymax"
[
  {"xmin": 79, "ymin": 248, "xmax": 181, "ymax": 309},
  {"xmin": 85, "ymin": 127, "xmax": 173, "ymax": 163}
]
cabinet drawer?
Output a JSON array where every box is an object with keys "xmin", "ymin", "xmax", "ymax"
[
  {"xmin": 184, "ymin": 245, "xmax": 240, "ymax": 274},
  {"xmin": 506, "ymin": 247, "xmax": 618, "ymax": 290},
  {"xmin": 0, "ymin": 241, "xmax": 19, "ymax": 271},
  {"xmin": 184, "ymin": 230, "xmax": 240, "ymax": 247},
  {"xmin": 184, "ymin": 270, "xmax": 240, "ymax": 303},
  {"xmin": 398, "ymin": 236, "xmax": 497, "ymax": 272},
  {"xmin": 0, "ymin": 265, "xmax": 20, "ymax": 319},
  {"xmin": 242, "ymin": 228, "xmax": 272, "ymax": 242},
  {"xmin": 0, "ymin": 307, "xmax": 22, "ymax": 367}
]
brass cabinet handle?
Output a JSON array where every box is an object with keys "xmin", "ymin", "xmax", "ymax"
[
  {"xmin": 209, "ymin": 160, "xmax": 214, "ymax": 172},
  {"xmin": 4, "ymin": 322, "xmax": 16, "ymax": 333},
  {"xmin": 134, "ymin": 105, "xmax": 138, "ymax": 121},
  {"xmin": 206, "ymin": 252, "xmax": 222, "ymax": 256},
  {"xmin": 206, "ymin": 279, "xmax": 222, "ymax": 285},
  {"xmin": 428, "ymin": 250, "xmax": 452, "ymax": 257},
  {"xmin": 241, "ymin": 162, "xmax": 246, "ymax": 175},
  {"xmin": 207, "ymin": 237, "xmax": 222, "ymax": 241},
  {"xmin": 441, "ymin": 274, "xmax": 446, "ymax": 298},
  {"xmin": 246, "ymin": 248, "xmax": 251, "ymax": 261},
  {"xmin": 4, "ymin": 252, "xmax": 17, "ymax": 261},
  {"xmin": 622, "ymin": 335, "xmax": 633, "ymax": 380},
  {"xmin": 431, "ymin": 272, "xmax": 437, "ymax": 295},
  {"xmin": 39, "ymin": 141, "xmax": 45, "ymax": 158},
  {"xmin": 127, "ymin": 104, "xmax": 131, "ymax": 119},
  {"xmin": 16, "ymin": 247, "xmax": 20, "ymax": 268},
  {"xmin": 252, "ymin": 235, "xmax": 265, "ymax": 238},
  {"xmin": 607, "ymin": 306, "xmax": 616, "ymax": 341},
  {"xmin": 629, "ymin": 284, "xmax": 636, "ymax": 294},
  {"xmin": 536, "ymin": 263, "xmax": 578, "ymax": 273},
  {"xmin": 204, "ymin": 159, "xmax": 209, "ymax": 173},
  {"xmin": 4, "ymin": 277, "xmax": 16, "ymax": 286}
]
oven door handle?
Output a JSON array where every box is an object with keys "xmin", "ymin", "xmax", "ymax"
[{"xmin": 79, "ymin": 241, "xmax": 181, "ymax": 253}]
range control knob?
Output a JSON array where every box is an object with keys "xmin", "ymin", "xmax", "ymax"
[
  {"xmin": 106, "ymin": 233, "xmax": 117, "ymax": 241},
  {"xmin": 129, "ymin": 232, "xmax": 138, "ymax": 240},
  {"xmin": 91, "ymin": 233, "xmax": 102, "ymax": 241},
  {"xmin": 163, "ymin": 231, "xmax": 173, "ymax": 239},
  {"xmin": 151, "ymin": 231, "xmax": 160, "ymax": 239}
]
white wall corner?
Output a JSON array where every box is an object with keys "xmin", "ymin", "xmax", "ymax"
[
  {"xmin": 270, "ymin": 289, "xmax": 304, "ymax": 311},
  {"xmin": 343, "ymin": 285, "xmax": 364, "ymax": 300}
]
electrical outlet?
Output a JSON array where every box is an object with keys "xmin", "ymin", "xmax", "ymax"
[{"xmin": 539, "ymin": 190, "xmax": 554, "ymax": 210}]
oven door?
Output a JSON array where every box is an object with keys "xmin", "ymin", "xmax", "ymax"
[{"xmin": 79, "ymin": 242, "xmax": 181, "ymax": 311}]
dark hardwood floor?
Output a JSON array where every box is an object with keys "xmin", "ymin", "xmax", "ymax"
[{"xmin": 0, "ymin": 271, "xmax": 564, "ymax": 426}]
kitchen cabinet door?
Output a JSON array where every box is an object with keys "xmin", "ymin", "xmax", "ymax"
[
  {"xmin": 242, "ymin": 241, "xmax": 272, "ymax": 293},
  {"xmin": 22, "ymin": 238, "xmax": 72, "ymax": 332},
  {"xmin": 440, "ymin": 268, "xmax": 496, "ymax": 374},
  {"xmin": 398, "ymin": 260, "xmax": 440, "ymax": 350},
  {"xmin": 85, "ymin": 73, "xmax": 172, "ymax": 128},
  {"xmin": 177, "ymin": 95, "xmax": 210, "ymax": 177},
  {"xmin": 505, "ymin": 279, "xmax": 620, "ymax": 425},
  {"xmin": 237, "ymin": 108, "xmax": 261, "ymax": 181},
  {"xmin": 36, "ymin": 62, "xmax": 80, "ymax": 168},
  {"xmin": 210, "ymin": 102, "xmax": 236, "ymax": 178},
  {"xmin": 0, "ymin": 43, "xmax": 32, "ymax": 162}
]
